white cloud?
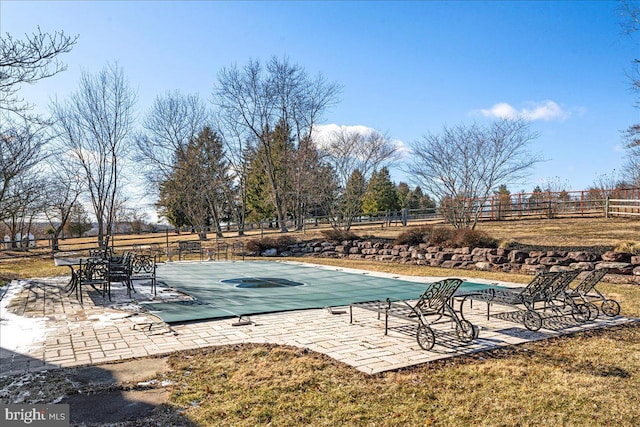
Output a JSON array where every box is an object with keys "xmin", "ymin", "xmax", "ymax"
[
  {"xmin": 312, "ymin": 123, "xmax": 408, "ymax": 154},
  {"xmin": 478, "ymin": 100, "xmax": 571, "ymax": 122},
  {"xmin": 312, "ymin": 124, "xmax": 375, "ymax": 148}
]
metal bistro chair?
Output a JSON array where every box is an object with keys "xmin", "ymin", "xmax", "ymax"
[
  {"xmin": 106, "ymin": 252, "xmax": 134, "ymax": 298},
  {"xmin": 130, "ymin": 254, "xmax": 157, "ymax": 296},
  {"xmin": 350, "ymin": 278, "xmax": 478, "ymax": 351},
  {"xmin": 77, "ymin": 258, "xmax": 108, "ymax": 303}
]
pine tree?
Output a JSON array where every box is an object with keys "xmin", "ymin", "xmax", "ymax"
[
  {"xmin": 340, "ymin": 169, "xmax": 366, "ymax": 229},
  {"xmin": 397, "ymin": 182, "xmax": 412, "ymax": 209},
  {"xmin": 362, "ymin": 167, "xmax": 399, "ymax": 214},
  {"xmin": 157, "ymin": 127, "xmax": 231, "ymax": 237}
]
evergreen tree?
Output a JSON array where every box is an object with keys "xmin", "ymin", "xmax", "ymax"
[
  {"xmin": 494, "ymin": 184, "xmax": 511, "ymax": 219},
  {"xmin": 340, "ymin": 169, "xmax": 366, "ymax": 229},
  {"xmin": 157, "ymin": 178, "xmax": 189, "ymax": 230},
  {"xmin": 418, "ymin": 189, "xmax": 436, "ymax": 210},
  {"xmin": 397, "ymin": 182, "xmax": 412, "ymax": 209},
  {"xmin": 529, "ymin": 185, "xmax": 544, "ymax": 208},
  {"xmin": 244, "ymin": 120, "xmax": 294, "ymax": 226},
  {"xmin": 362, "ymin": 167, "xmax": 399, "ymax": 214},
  {"xmin": 157, "ymin": 127, "xmax": 231, "ymax": 237},
  {"xmin": 245, "ymin": 146, "xmax": 277, "ymax": 224}
]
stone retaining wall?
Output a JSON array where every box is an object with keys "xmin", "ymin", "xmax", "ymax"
[{"xmin": 258, "ymin": 240, "xmax": 640, "ymax": 284}]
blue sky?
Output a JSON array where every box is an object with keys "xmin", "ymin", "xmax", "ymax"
[{"xmin": 3, "ymin": 0, "xmax": 639, "ymax": 195}]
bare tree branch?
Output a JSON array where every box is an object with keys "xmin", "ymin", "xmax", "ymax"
[
  {"xmin": 134, "ymin": 91, "xmax": 211, "ymax": 192},
  {"xmin": 0, "ymin": 27, "xmax": 78, "ymax": 121},
  {"xmin": 213, "ymin": 56, "xmax": 341, "ymax": 232},
  {"xmin": 52, "ymin": 62, "xmax": 136, "ymax": 246},
  {"xmin": 405, "ymin": 119, "xmax": 541, "ymax": 229}
]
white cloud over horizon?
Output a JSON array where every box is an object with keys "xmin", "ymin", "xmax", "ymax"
[
  {"xmin": 312, "ymin": 123, "xmax": 410, "ymax": 156},
  {"xmin": 478, "ymin": 100, "xmax": 572, "ymax": 122}
]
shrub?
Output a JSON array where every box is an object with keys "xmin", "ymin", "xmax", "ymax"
[
  {"xmin": 245, "ymin": 235, "xmax": 298, "ymax": 254},
  {"xmin": 416, "ymin": 226, "xmax": 498, "ymax": 249},
  {"xmin": 450, "ymin": 229, "xmax": 498, "ymax": 249},
  {"xmin": 321, "ymin": 229, "xmax": 360, "ymax": 242},
  {"xmin": 614, "ymin": 241, "xmax": 640, "ymax": 254},
  {"xmin": 274, "ymin": 235, "xmax": 297, "ymax": 250},
  {"xmin": 245, "ymin": 238, "xmax": 270, "ymax": 254},
  {"xmin": 394, "ymin": 226, "xmax": 431, "ymax": 246},
  {"xmin": 426, "ymin": 226, "xmax": 453, "ymax": 246}
]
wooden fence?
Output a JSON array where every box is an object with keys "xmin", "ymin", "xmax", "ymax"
[
  {"xmin": 2, "ymin": 188, "xmax": 639, "ymax": 257},
  {"xmin": 606, "ymin": 199, "xmax": 640, "ymax": 218}
]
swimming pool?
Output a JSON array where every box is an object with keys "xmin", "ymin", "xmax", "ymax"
[{"xmin": 141, "ymin": 261, "xmax": 494, "ymax": 323}]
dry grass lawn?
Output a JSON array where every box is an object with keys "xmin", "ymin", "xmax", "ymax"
[{"xmin": 167, "ymin": 323, "xmax": 640, "ymax": 426}]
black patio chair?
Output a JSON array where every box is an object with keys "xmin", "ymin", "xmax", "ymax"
[
  {"xmin": 459, "ymin": 270, "xmax": 591, "ymax": 331},
  {"xmin": 131, "ymin": 254, "xmax": 157, "ymax": 296},
  {"xmin": 77, "ymin": 258, "xmax": 108, "ymax": 303},
  {"xmin": 564, "ymin": 268, "xmax": 619, "ymax": 318},
  {"xmin": 106, "ymin": 253, "xmax": 133, "ymax": 298},
  {"xmin": 350, "ymin": 278, "xmax": 478, "ymax": 350}
]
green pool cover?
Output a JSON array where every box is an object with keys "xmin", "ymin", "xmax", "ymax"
[{"xmin": 141, "ymin": 261, "xmax": 493, "ymax": 323}]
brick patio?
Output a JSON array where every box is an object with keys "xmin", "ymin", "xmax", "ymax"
[{"xmin": 1, "ymin": 270, "xmax": 636, "ymax": 377}]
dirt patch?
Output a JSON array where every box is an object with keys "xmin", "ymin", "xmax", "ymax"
[
  {"xmin": 0, "ymin": 357, "xmax": 194, "ymax": 426},
  {"xmin": 62, "ymin": 389, "xmax": 171, "ymax": 425}
]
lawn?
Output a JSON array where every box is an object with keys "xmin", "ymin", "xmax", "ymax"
[{"xmin": 166, "ymin": 324, "xmax": 640, "ymax": 426}]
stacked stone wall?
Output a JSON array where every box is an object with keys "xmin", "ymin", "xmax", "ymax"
[{"xmin": 267, "ymin": 240, "xmax": 640, "ymax": 284}]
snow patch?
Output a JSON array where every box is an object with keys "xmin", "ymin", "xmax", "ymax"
[{"xmin": 0, "ymin": 280, "xmax": 49, "ymax": 352}]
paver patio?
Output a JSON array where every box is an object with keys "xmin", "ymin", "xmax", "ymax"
[{"xmin": 1, "ymin": 266, "xmax": 636, "ymax": 377}]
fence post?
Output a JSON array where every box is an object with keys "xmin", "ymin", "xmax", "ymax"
[{"xmin": 605, "ymin": 197, "xmax": 610, "ymax": 219}]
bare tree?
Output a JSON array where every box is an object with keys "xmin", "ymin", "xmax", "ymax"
[
  {"xmin": 0, "ymin": 121, "xmax": 49, "ymax": 223},
  {"xmin": 134, "ymin": 91, "xmax": 210, "ymax": 191},
  {"xmin": 41, "ymin": 159, "xmax": 82, "ymax": 251},
  {"xmin": 406, "ymin": 119, "xmax": 541, "ymax": 229},
  {"xmin": 1, "ymin": 27, "xmax": 77, "ymax": 121},
  {"xmin": 319, "ymin": 126, "xmax": 399, "ymax": 230},
  {"xmin": 322, "ymin": 127, "xmax": 399, "ymax": 189},
  {"xmin": 0, "ymin": 27, "xmax": 74, "ymax": 237},
  {"xmin": 214, "ymin": 56, "xmax": 341, "ymax": 232},
  {"xmin": 621, "ymin": 0, "xmax": 640, "ymax": 186},
  {"xmin": 0, "ymin": 173, "xmax": 45, "ymax": 248},
  {"xmin": 52, "ymin": 62, "xmax": 136, "ymax": 247}
]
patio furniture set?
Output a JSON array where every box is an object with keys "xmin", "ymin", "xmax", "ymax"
[
  {"xmin": 55, "ymin": 249, "xmax": 157, "ymax": 304},
  {"xmin": 350, "ymin": 268, "xmax": 618, "ymax": 350}
]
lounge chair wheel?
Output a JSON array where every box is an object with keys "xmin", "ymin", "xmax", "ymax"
[
  {"xmin": 523, "ymin": 310, "xmax": 542, "ymax": 331},
  {"xmin": 416, "ymin": 325, "xmax": 435, "ymax": 350},
  {"xmin": 586, "ymin": 302, "xmax": 599, "ymax": 320},
  {"xmin": 601, "ymin": 299, "xmax": 620, "ymax": 317},
  {"xmin": 456, "ymin": 320, "xmax": 478, "ymax": 343},
  {"xmin": 571, "ymin": 303, "xmax": 591, "ymax": 323}
]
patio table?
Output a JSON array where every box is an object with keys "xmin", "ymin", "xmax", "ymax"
[{"xmin": 54, "ymin": 257, "xmax": 102, "ymax": 302}]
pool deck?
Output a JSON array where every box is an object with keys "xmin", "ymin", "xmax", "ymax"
[{"xmin": 1, "ymin": 264, "xmax": 636, "ymax": 377}]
